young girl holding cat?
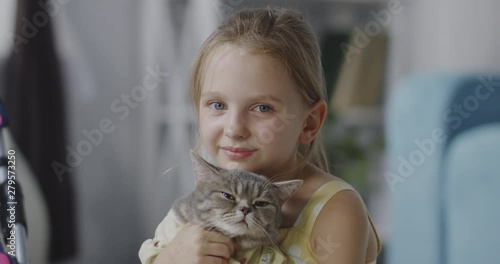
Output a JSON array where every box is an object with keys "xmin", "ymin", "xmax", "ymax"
[{"xmin": 140, "ymin": 7, "xmax": 381, "ymax": 264}]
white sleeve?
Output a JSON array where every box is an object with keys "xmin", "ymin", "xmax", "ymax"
[{"xmin": 138, "ymin": 210, "xmax": 183, "ymax": 264}]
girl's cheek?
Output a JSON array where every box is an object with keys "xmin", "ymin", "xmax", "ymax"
[
  {"xmin": 261, "ymin": 116, "xmax": 292, "ymax": 135},
  {"xmin": 201, "ymin": 121, "xmax": 218, "ymax": 137},
  {"xmin": 249, "ymin": 120, "xmax": 283, "ymax": 148}
]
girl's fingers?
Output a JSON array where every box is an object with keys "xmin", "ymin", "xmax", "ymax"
[
  {"xmin": 202, "ymin": 242, "xmax": 233, "ymax": 259},
  {"xmin": 204, "ymin": 256, "xmax": 229, "ymax": 264},
  {"xmin": 201, "ymin": 230, "xmax": 235, "ymax": 253},
  {"xmin": 234, "ymin": 242, "xmax": 242, "ymax": 251}
]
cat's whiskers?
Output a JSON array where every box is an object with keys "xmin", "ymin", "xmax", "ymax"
[
  {"xmin": 252, "ymin": 217, "xmax": 281, "ymax": 249},
  {"xmin": 222, "ymin": 212, "xmax": 242, "ymax": 224},
  {"xmin": 159, "ymin": 163, "xmax": 179, "ymax": 179},
  {"xmin": 222, "ymin": 210, "xmax": 247, "ymax": 223},
  {"xmin": 199, "ymin": 217, "xmax": 225, "ymax": 243}
]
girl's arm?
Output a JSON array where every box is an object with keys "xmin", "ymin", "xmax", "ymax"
[{"xmin": 310, "ymin": 190, "xmax": 370, "ymax": 264}]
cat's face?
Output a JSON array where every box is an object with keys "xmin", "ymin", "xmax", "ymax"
[{"xmin": 191, "ymin": 151, "xmax": 302, "ymax": 244}]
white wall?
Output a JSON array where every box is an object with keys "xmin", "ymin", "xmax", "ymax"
[
  {"xmin": 55, "ymin": 1, "xmax": 144, "ymax": 263},
  {"xmin": 55, "ymin": 1, "xmax": 219, "ymax": 263},
  {"xmin": 0, "ymin": 0, "xmax": 16, "ymax": 59},
  {"xmin": 388, "ymin": 0, "xmax": 500, "ymax": 91}
]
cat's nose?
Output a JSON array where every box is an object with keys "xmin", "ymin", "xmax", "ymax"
[{"xmin": 240, "ymin": 207, "xmax": 251, "ymax": 216}]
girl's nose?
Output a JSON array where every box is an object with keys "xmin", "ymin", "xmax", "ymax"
[{"xmin": 225, "ymin": 111, "xmax": 250, "ymax": 139}]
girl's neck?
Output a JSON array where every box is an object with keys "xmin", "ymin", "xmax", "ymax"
[{"xmin": 266, "ymin": 161, "xmax": 314, "ymax": 182}]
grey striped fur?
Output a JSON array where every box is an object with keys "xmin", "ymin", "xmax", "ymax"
[{"xmin": 172, "ymin": 151, "xmax": 302, "ymax": 249}]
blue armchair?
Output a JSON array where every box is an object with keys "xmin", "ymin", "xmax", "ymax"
[{"xmin": 385, "ymin": 73, "xmax": 500, "ymax": 264}]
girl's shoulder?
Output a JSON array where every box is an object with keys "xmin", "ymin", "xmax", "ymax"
[
  {"xmin": 279, "ymin": 168, "xmax": 381, "ymax": 263},
  {"xmin": 296, "ymin": 168, "xmax": 357, "ymax": 224},
  {"xmin": 308, "ymin": 174, "xmax": 382, "ymax": 262},
  {"xmin": 309, "ymin": 179, "xmax": 382, "ymax": 262},
  {"xmin": 291, "ymin": 175, "xmax": 357, "ymax": 232},
  {"xmin": 279, "ymin": 166, "xmax": 351, "ymax": 228},
  {"xmin": 277, "ymin": 172, "xmax": 363, "ymax": 262}
]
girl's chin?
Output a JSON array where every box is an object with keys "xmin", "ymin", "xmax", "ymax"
[
  {"xmin": 220, "ymin": 161, "xmax": 245, "ymax": 170},
  {"xmin": 219, "ymin": 161, "xmax": 261, "ymax": 173}
]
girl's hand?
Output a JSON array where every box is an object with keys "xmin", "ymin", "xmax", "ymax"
[{"xmin": 153, "ymin": 223, "xmax": 236, "ymax": 264}]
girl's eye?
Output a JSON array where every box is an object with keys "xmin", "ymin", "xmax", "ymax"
[
  {"xmin": 221, "ymin": 192, "xmax": 235, "ymax": 201},
  {"xmin": 209, "ymin": 102, "xmax": 225, "ymax": 110},
  {"xmin": 254, "ymin": 105, "xmax": 272, "ymax": 113},
  {"xmin": 254, "ymin": 201, "xmax": 269, "ymax": 207}
]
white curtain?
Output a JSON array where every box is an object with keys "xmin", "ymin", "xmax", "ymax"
[{"xmin": 138, "ymin": 0, "xmax": 220, "ymax": 253}]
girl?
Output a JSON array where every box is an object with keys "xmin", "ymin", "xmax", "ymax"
[{"xmin": 140, "ymin": 7, "xmax": 381, "ymax": 264}]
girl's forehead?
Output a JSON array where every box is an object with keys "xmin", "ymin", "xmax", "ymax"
[
  {"xmin": 205, "ymin": 44, "xmax": 285, "ymax": 75},
  {"xmin": 202, "ymin": 45, "xmax": 298, "ymax": 97}
]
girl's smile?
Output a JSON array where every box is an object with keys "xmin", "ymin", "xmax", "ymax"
[{"xmin": 220, "ymin": 146, "xmax": 257, "ymax": 160}]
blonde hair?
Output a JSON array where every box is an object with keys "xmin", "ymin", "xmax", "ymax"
[{"xmin": 190, "ymin": 7, "xmax": 329, "ymax": 173}]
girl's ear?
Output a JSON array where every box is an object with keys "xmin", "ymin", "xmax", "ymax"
[{"xmin": 299, "ymin": 100, "xmax": 327, "ymax": 144}]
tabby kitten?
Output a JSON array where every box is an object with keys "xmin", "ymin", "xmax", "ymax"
[{"xmin": 172, "ymin": 151, "xmax": 302, "ymax": 249}]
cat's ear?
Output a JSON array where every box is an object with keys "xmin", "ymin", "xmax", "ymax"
[
  {"xmin": 273, "ymin": 180, "xmax": 303, "ymax": 204},
  {"xmin": 190, "ymin": 150, "xmax": 220, "ymax": 184}
]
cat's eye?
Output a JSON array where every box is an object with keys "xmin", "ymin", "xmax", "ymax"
[
  {"xmin": 254, "ymin": 201, "xmax": 269, "ymax": 207},
  {"xmin": 221, "ymin": 192, "xmax": 235, "ymax": 201}
]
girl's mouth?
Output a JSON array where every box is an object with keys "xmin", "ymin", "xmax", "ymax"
[{"xmin": 221, "ymin": 147, "xmax": 256, "ymax": 159}]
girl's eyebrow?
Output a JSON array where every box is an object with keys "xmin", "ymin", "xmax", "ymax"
[
  {"xmin": 251, "ymin": 95, "xmax": 284, "ymax": 105},
  {"xmin": 200, "ymin": 92, "xmax": 284, "ymax": 105}
]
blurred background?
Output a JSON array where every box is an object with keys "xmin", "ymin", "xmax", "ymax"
[{"xmin": 0, "ymin": 0, "xmax": 499, "ymax": 263}]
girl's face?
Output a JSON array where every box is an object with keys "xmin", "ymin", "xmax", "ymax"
[{"xmin": 198, "ymin": 45, "xmax": 310, "ymax": 178}]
